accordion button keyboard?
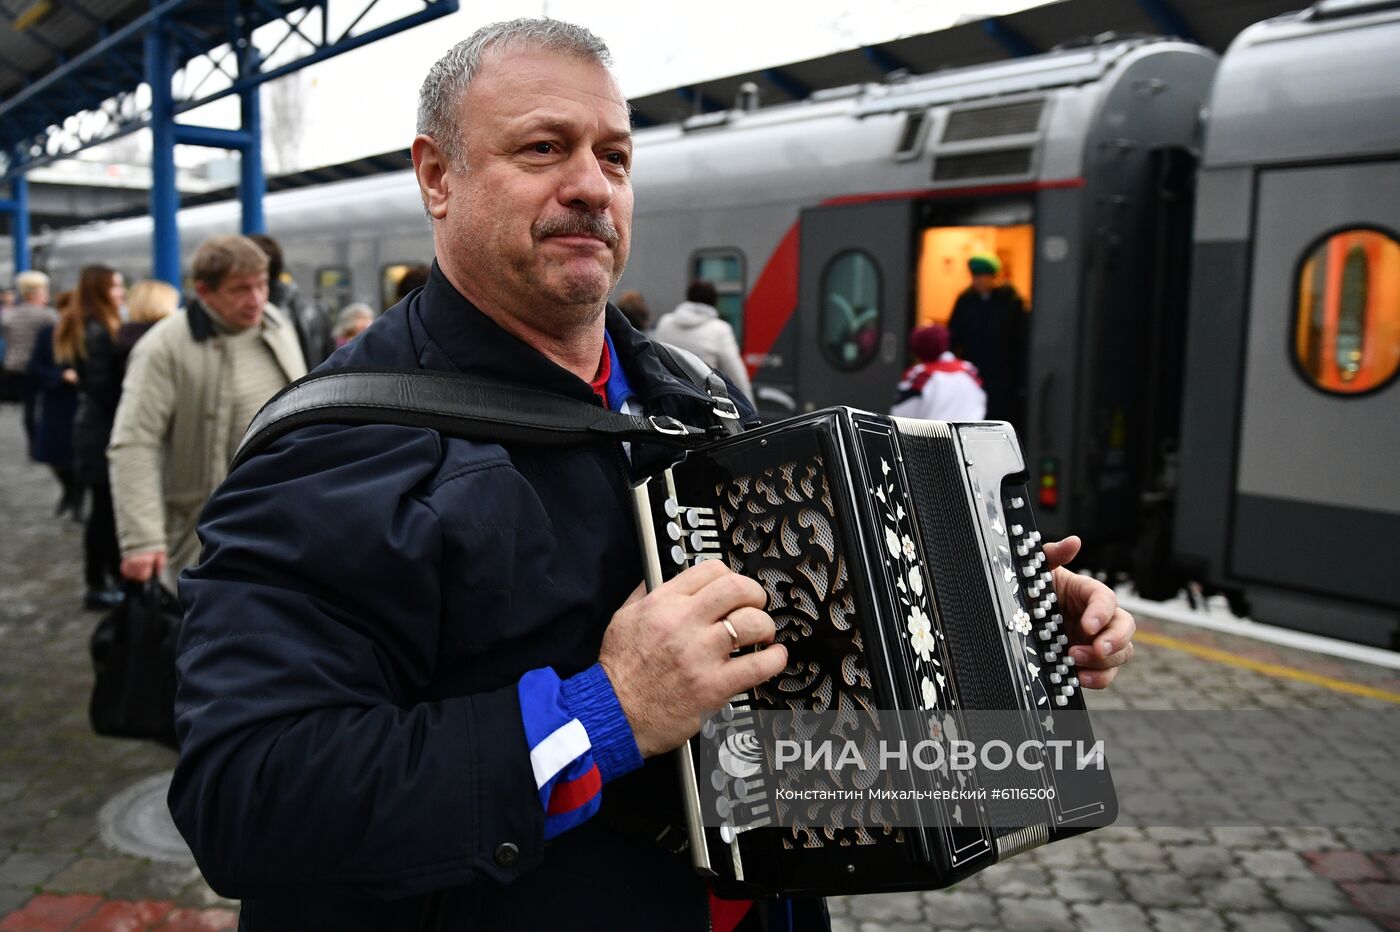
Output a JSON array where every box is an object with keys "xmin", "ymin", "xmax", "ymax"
[
  {"xmin": 1038, "ymin": 629, "xmax": 1051, "ymax": 641},
  {"xmin": 1056, "ymin": 634, "xmax": 1069, "ymax": 647},
  {"xmin": 1055, "ymin": 695, "xmax": 1069, "ymax": 707},
  {"xmin": 1033, "ymin": 607, "xmax": 1046, "ymax": 620},
  {"xmin": 1011, "ymin": 496, "xmax": 1025, "ymax": 509},
  {"xmin": 671, "ymin": 545, "xmax": 686, "ymax": 565},
  {"xmin": 664, "ymin": 498, "xmax": 679, "ymax": 518},
  {"xmin": 1011, "ymin": 524, "xmax": 1024, "ymax": 536},
  {"xmin": 1049, "ymin": 673, "xmax": 1062, "ymax": 684},
  {"xmin": 667, "ymin": 523, "xmax": 682, "ymax": 541}
]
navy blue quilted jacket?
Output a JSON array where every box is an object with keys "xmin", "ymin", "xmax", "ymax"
[{"xmin": 168, "ymin": 264, "xmax": 829, "ymax": 931}]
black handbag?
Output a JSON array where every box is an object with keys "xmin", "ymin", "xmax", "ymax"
[{"xmin": 88, "ymin": 580, "xmax": 181, "ymax": 748}]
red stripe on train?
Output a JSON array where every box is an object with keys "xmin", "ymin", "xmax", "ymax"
[{"xmin": 740, "ymin": 177, "xmax": 1086, "ymax": 370}]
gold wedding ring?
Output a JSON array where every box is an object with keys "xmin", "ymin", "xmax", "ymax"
[{"xmin": 721, "ymin": 617, "xmax": 740, "ymax": 653}]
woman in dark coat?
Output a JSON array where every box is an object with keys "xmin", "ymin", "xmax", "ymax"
[
  {"xmin": 56, "ymin": 265, "xmax": 126, "ymax": 610},
  {"xmin": 26, "ymin": 294, "xmax": 81, "ymax": 518}
]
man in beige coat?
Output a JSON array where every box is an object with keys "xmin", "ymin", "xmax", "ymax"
[{"xmin": 109, "ymin": 234, "xmax": 306, "ymax": 589}]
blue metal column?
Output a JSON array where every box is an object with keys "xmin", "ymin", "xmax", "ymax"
[
  {"xmin": 145, "ymin": 17, "xmax": 180, "ymax": 286},
  {"xmin": 9, "ymin": 173, "xmax": 30, "ymax": 272},
  {"xmin": 238, "ymin": 48, "xmax": 265, "ymax": 234}
]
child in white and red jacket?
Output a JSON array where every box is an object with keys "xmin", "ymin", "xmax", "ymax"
[{"xmin": 891, "ymin": 323, "xmax": 987, "ymax": 422}]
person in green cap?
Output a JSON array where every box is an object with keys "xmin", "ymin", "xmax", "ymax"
[{"xmin": 947, "ymin": 252, "xmax": 1027, "ymax": 425}]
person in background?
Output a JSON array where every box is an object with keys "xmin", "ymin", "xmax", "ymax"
[
  {"xmin": 56, "ymin": 265, "xmax": 127, "ymax": 610},
  {"xmin": 614, "ymin": 288, "xmax": 651, "ymax": 332},
  {"xmin": 26, "ymin": 291, "xmax": 82, "ymax": 522},
  {"xmin": 653, "ymin": 279, "xmax": 753, "ymax": 402},
  {"xmin": 109, "ymin": 235, "xmax": 306, "ymax": 590},
  {"xmin": 117, "ymin": 280, "xmax": 180, "ymax": 355},
  {"xmin": 2, "ymin": 271, "xmax": 58, "ymax": 455},
  {"xmin": 394, "ymin": 263, "xmax": 431, "ymax": 306},
  {"xmin": 250, "ymin": 234, "xmax": 335, "ymax": 370},
  {"xmin": 334, "ymin": 303, "xmax": 375, "ymax": 346},
  {"xmin": 947, "ymin": 253, "xmax": 1027, "ymax": 425},
  {"xmin": 891, "ymin": 323, "xmax": 986, "ymax": 422}
]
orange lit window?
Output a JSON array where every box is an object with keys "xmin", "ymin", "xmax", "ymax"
[
  {"xmin": 916, "ymin": 224, "xmax": 1034, "ymax": 327},
  {"xmin": 1294, "ymin": 228, "xmax": 1400, "ymax": 395}
]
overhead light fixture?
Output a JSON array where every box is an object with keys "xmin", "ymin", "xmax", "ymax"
[{"xmin": 15, "ymin": 0, "xmax": 54, "ymax": 31}]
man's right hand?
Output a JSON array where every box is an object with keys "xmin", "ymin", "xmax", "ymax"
[
  {"xmin": 121, "ymin": 549, "xmax": 167, "ymax": 583},
  {"xmin": 598, "ymin": 561, "xmax": 787, "ymax": 758}
]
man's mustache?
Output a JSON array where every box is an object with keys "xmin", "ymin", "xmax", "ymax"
[{"xmin": 534, "ymin": 213, "xmax": 620, "ymax": 247}]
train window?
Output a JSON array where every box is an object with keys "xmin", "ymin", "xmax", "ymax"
[
  {"xmin": 1293, "ymin": 227, "xmax": 1400, "ymax": 395},
  {"xmin": 819, "ymin": 250, "xmax": 882, "ymax": 371},
  {"xmin": 315, "ymin": 267, "xmax": 353, "ymax": 316},
  {"xmin": 691, "ymin": 249, "xmax": 746, "ymax": 341},
  {"xmin": 381, "ymin": 263, "xmax": 417, "ymax": 310}
]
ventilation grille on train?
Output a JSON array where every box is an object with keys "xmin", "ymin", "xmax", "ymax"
[
  {"xmin": 941, "ymin": 100, "xmax": 1045, "ymax": 142},
  {"xmin": 931, "ymin": 147, "xmax": 1034, "ymax": 181}
]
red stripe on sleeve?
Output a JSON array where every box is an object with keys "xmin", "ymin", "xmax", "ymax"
[{"xmin": 546, "ymin": 763, "xmax": 602, "ymax": 815}]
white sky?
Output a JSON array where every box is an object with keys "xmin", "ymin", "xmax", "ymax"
[{"xmin": 171, "ymin": 0, "xmax": 1050, "ymax": 172}]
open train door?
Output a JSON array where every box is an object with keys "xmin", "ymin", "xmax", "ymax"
[{"xmin": 797, "ymin": 201, "xmax": 916, "ymax": 411}]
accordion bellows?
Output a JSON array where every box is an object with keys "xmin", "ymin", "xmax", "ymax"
[{"xmin": 632, "ymin": 408, "xmax": 1116, "ymax": 898}]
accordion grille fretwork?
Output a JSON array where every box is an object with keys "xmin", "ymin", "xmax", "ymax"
[{"xmin": 713, "ymin": 455, "xmax": 905, "ymax": 851}]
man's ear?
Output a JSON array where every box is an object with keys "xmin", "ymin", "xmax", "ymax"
[
  {"xmin": 412, "ymin": 135, "xmax": 452, "ymax": 221},
  {"xmin": 193, "ymin": 280, "xmax": 212, "ymax": 304}
]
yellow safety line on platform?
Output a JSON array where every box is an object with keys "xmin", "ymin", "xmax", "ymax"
[{"xmin": 1134, "ymin": 630, "xmax": 1400, "ymax": 705}]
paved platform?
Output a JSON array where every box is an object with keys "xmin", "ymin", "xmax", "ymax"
[{"xmin": 1, "ymin": 404, "xmax": 1397, "ymax": 931}]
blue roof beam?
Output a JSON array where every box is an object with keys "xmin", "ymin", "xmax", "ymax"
[
  {"xmin": 1134, "ymin": 0, "xmax": 1201, "ymax": 44},
  {"xmin": 762, "ymin": 67, "xmax": 812, "ymax": 102},
  {"xmin": 862, "ymin": 44, "xmax": 910, "ymax": 76},
  {"xmin": 173, "ymin": 124, "xmax": 253, "ymax": 149},
  {"xmin": 981, "ymin": 17, "xmax": 1039, "ymax": 58}
]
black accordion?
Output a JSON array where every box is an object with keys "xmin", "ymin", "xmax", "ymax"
[{"xmin": 631, "ymin": 408, "xmax": 1116, "ymax": 898}]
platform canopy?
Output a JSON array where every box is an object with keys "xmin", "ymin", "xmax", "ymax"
[
  {"xmin": 0, "ymin": 0, "xmax": 457, "ymax": 276},
  {"xmin": 629, "ymin": 0, "xmax": 1302, "ymax": 126},
  {"xmin": 0, "ymin": 0, "xmax": 457, "ymax": 179}
]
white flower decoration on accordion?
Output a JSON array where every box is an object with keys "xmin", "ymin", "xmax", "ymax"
[
  {"xmin": 879, "ymin": 452, "xmax": 952, "ymax": 711},
  {"xmin": 1012, "ymin": 608, "xmax": 1032, "ymax": 637},
  {"xmin": 907, "ymin": 606, "xmax": 935, "ymax": 663}
]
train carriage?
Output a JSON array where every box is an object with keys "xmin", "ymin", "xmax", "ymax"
[{"xmin": 1174, "ymin": 0, "xmax": 1400, "ymax": 648}]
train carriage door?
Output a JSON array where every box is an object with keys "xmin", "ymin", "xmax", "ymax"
[
  {"xmin": 797, "ymin": 201, "xmax": 917, "ymax": 411},
  {"xmin": 1233, "ymin": 160, "xmax": 1400, "ymax": 642}
]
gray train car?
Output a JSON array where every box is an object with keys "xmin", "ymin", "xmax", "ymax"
[
  {"xmin": 1174, "ymin": 1, "xmax": 1400, "ymax": 647},
  {"xmin": 41, "ymin": 36, "xmax": 1218, "ymax": 562}
]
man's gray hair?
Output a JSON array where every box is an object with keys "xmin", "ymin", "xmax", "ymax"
[{"xmin": 417, "ymin": 18, "xmax": 614, "ymax": 167}]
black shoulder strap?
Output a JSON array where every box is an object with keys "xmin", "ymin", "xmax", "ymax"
[
  {"xmin": 230, "ymin": 367, "xmax": 717, "ymax": 473},
  {"xmin": 651, "ymin": 342, "xmax": 744, "ymax": 437}
]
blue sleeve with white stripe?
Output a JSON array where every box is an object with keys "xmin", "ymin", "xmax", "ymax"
[{"xmin": 517, "ymin": 665, "xmax": 643, "ymax": 839}]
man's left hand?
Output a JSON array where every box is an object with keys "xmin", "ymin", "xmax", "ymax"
[{"xmin": 1041, "ymin": 536, "xmax": 1135, "ymax": 689}]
